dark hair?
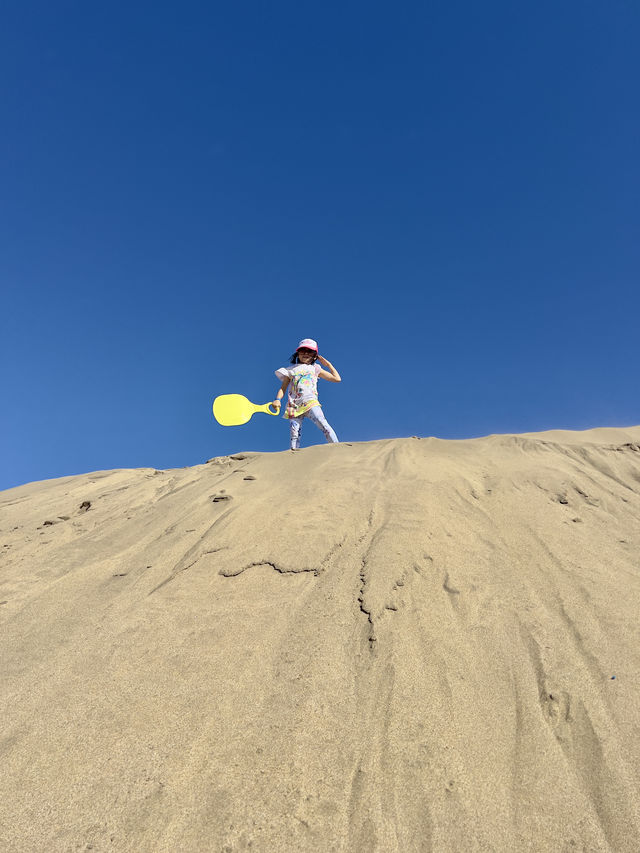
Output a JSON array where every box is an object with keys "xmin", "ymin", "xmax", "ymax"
[{"xmin": 289, "ymin": 350, "xmax": 317, "ymax": 364}]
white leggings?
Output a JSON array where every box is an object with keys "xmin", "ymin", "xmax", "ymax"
[{"xmin": 289, "ymin": 406, "xmax": 339, "ymax": 450}]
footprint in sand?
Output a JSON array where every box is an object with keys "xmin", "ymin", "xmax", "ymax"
[{"xmin": 211, "ymin": 491, "xmax": 233, "ymax": 503}]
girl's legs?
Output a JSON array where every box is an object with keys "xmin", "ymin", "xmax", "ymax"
[
  {"xmin": 289, "ymin": 407, "xmax": 338, "ymax": 450},
  {"xmin": 307, "ymin": 406, "xmax": 339, "ymax": 443}
]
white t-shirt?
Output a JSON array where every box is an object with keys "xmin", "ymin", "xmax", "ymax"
[{"xmin": 275, "ymin": 363, "xmax": 322, "ymax": 419}]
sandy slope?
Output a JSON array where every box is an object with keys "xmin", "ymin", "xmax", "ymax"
[{"xmin": 1, "ymin": 426, "xmax": 640, "ymax": 852}]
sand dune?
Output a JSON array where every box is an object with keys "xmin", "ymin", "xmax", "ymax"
[{"xmin": 1, "ymin": 426, "xmax": 640, "ymax": 852}]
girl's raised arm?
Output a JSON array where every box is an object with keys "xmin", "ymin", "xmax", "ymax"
[{"xmin": 317, "ymin": 355, "xmax": 341, "ymax": 383}]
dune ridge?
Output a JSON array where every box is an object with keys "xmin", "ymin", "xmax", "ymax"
[{"xmin": 1, "ymin": 426, "xmax": 640, "ymax": 852}]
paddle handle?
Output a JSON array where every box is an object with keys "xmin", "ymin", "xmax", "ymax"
[{"xmin": 256, "ymin": 402, "xmax": 280, "ymax": 417}]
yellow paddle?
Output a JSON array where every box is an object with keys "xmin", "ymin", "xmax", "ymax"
[{"xmin": 212, "ymin": 394, "xmax": 280, "ymax": 426}]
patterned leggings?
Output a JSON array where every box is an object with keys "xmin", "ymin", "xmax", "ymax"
[{"xmin": 289, "ymin": 406, "xmax": 339, "ymax": 450}]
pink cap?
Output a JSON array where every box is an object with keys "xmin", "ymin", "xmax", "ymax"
[{"xmin": 297, "ymin": 338, "xmax": 318, "ymax": 352}]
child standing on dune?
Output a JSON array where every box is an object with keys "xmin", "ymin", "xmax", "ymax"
[{"xmin": 272, "ymin": 338, "xmax": 341, "ymax": 450}]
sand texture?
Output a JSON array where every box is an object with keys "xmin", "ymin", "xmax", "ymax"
[{"xmin": 1, "ymin": 426, "xmax": 640, "ymax": 852}]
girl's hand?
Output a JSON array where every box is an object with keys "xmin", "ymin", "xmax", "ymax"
[
  {"xmin": 316, "ymin": 354, "xmax": 328, "ymax": 366},
  {"xmin": 272, "ymin": 399, "xmax": 281, "ymax": 410}
]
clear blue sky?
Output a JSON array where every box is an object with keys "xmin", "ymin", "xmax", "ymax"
[{"xmin": 2, "ymin": 1, "xmax": 639, "ymax": 490}]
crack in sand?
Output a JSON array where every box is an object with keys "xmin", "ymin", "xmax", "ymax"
[
  {"xmin": 358, "ymin": 555, "xmax": 376, "ymax": 649},
  {"xmin": 220, "ymin": 560, "xmax": 318, "ymax": 578},
  {"xmin": 356, "ymin": 508, "xmax": 379, "ymax": 651}
]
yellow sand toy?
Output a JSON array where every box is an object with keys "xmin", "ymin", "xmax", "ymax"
[{"xmin": 212, "ymin": 394, "xmax": 280, "ymax": 426}]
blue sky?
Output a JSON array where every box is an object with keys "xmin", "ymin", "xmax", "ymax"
[{"xmin": 2, "ymin": 1, "xmax": 639, "ymax": 490}]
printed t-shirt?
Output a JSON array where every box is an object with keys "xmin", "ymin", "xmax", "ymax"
[{"xmin": 275, "ymin": 363, "xmax": 322, "ymax": 419}]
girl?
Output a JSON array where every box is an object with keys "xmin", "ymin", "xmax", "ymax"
[{"xmin": 272, "ymin": 338, "xmax": 341, "ymax": 450}]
